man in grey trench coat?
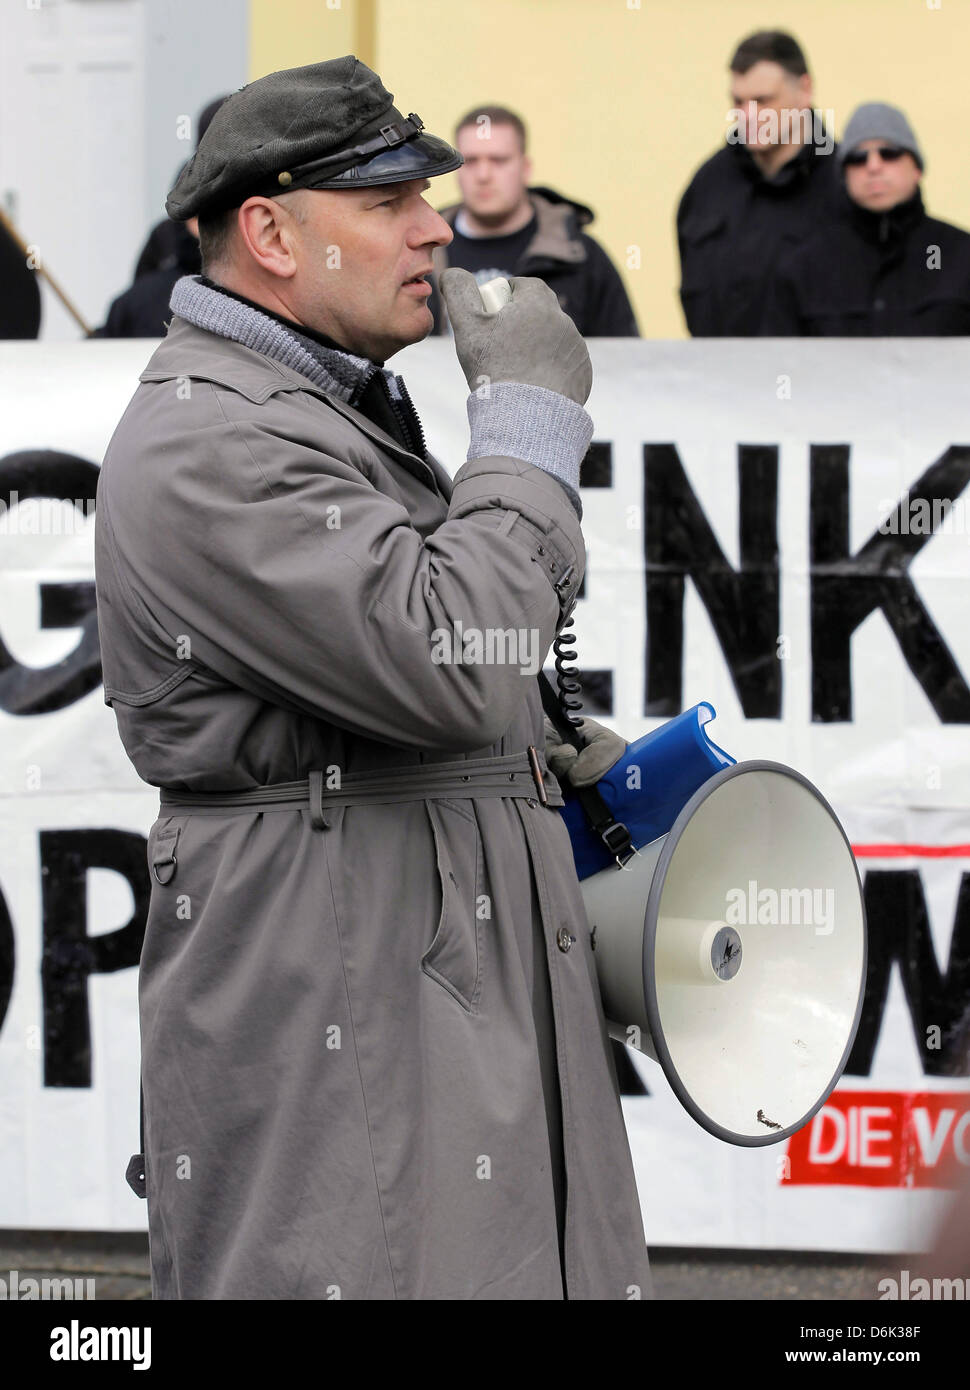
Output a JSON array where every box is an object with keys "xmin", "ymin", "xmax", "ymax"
[{"xmin": 94, "ymin": 56, "xmax": 652, "ymax": 1300}]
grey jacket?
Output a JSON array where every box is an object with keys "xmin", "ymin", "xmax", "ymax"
[{"xmin": 94, "ymin": 314, "xmax": 652, "ymax": 1299}]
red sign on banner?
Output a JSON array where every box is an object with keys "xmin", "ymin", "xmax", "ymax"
[{"xmin": 784, "ymin": 1091, "xmax": 970, "ymax": 1188}]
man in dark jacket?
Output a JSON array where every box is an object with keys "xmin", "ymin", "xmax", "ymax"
[
  {"xmin": 91, "ymin": 96, "xmax": 228, "ymax": 338},
  {"xmin": 761, "ymin": 103, "xmax": 970, "ymax": 335},
  {"xmin": 676, "ymin": 29, "xmax": 839, "ymax": 336},
  {"xmin": 427, "ymin": 104, "xmax": 638, "ymax": 337},
  {"xmin": 0, "ymin": 216, "xmax": 40, "ymax": 338},
  {"xmin": 91, "ymin": 217, "xmax": 201, "ymax": 338}
]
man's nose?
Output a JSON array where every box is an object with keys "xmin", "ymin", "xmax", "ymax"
[{"xmin": 414, "ymin": 201, "xmax": 454, "ymax": 248}]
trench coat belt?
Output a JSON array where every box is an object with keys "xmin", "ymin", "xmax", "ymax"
[{"xmin": 157, "ymin": 748, "xmax": 563, "ymax": 829}]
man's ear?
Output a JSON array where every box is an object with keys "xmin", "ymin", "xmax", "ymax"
[
  {"xmin": 522, "ymin": 153, "xmax": 533, "ymax": 185},
  {"xmin": 236, "ymin": 196, "xmax": 298, "ymax": 279},
  {"xmin": 797, "ymin": 72, "xmax": 813, "ymax": 107}
]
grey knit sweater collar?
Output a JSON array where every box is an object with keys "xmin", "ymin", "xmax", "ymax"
[{"xmin": 168, "ymin": 273, "xmax": 402, "ymax": 406}]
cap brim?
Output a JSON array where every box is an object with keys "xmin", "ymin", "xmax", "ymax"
[{"xmin": 306, "ymin": 131, "xmax": 463, "ymax": 188}]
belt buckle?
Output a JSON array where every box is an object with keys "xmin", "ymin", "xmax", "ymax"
[
  {"xmin": 526, "ymin": 745, "xmax": 549, "ymax": 806},
  {"xmin": 308, "ymin": 769, "xmax": 330, "ymax": 830}
]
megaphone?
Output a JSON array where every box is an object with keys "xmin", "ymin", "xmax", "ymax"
[{"xmin": 554, "ymin": 705, "xmax": 867, "ymax": 1146}]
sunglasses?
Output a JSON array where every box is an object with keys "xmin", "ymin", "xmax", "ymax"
[{"xmin": 843, "ymin": 145, "xmax": 907, "ymax": 167}]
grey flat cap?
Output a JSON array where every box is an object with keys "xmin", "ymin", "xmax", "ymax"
[
  {"xmin": 167, "ymin": 55, "xmax": 462, "ymax": 221},
  {"xmin": 838, "ymin": 102, "xmax": 924, "ymax": 171}
]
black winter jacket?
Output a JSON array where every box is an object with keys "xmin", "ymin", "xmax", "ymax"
[
  {"xmin": 760, "ymin": 188, "xmax": 970, "ymax": 336},
  {"xmin": 676, "ymin": 136, "xmax": 841, "ymax": 336},
  {"xmin": 92, "ymin": 222, "xmax": 201, "ymax": 339},
  {"xmin": 428, "ymin": 186, "xmax": 639, "ymax": 337},
  {"xmin": 0, "ymin": 218, "xmax": 40, "ymax": 338}
]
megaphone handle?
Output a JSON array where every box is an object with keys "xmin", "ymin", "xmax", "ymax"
[{"xmin": 536, "ymin": 683, "xmax": 637, "ymax": 868}]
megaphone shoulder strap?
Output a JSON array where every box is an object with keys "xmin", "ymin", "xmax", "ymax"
[{"xmin": 537, "ymin": 670, "xmax": 635, "ymax": 868}]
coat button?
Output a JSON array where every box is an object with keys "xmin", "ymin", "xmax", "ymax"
[
  {"xmin": 556, "ymin": 926, "xmax": 573, "ymax": 953},
  {"xmin": 873, "ymin": 297, "xmax": 886, "ymax": 312}
]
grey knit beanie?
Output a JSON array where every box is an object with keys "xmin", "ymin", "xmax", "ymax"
[{"xmin": 838, "ymin": 103, "xmax": 924, "ymax": 171}]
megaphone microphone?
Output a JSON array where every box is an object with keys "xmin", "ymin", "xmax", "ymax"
[{"xmin": 479, "ymin": 276, "xmax": 513, "ymax": 315}]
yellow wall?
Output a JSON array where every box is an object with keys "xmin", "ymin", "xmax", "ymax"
[
  {"xmin": 251, "ymin": 0, "xmax": 970, "ymax": 338},
  {"xmin": 249, "ymin": 0, "xmax": 374, "ymax": 79}
]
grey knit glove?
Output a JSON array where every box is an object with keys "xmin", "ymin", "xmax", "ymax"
[
  {"xmin": 440, "ymin": 268, "xmax": 592, "ymax": 406},
  {"xmin": 543, "ymin": 715, "xmax": 628, "ymax": 788}
]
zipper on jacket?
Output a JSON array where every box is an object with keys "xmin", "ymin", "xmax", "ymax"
[
  {"xmin": 382, "ymin": 380, "xmax": 418, "ymax": 456},
  {"xmin": 387, "ymin": 376, "xmax": 429, "ymax": 461}
]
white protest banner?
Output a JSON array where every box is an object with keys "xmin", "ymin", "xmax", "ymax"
[{"xmin": 1, "ymin": 338, "xmax": 968, "ymax": 1250}]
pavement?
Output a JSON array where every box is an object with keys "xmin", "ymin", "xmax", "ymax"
[{"xmin": 0, "ymin": 1230, "xmax": 903, "ymax": 1300}]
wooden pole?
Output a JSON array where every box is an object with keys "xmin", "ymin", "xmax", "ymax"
[{"xmin": 0, "ymin": 204, "xmax": 94, "ymax": 337}]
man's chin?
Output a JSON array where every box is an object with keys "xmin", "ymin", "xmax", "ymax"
[
  {"xmin": 381, "ymin": 308, "xmax": 434, "ymax": 361},
  {"xmin": 465, "ymin": 207, "xmax": 516, "ymax": 228}
]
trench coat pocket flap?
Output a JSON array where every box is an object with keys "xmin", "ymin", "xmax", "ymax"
[
  {"xmin": 421, "ymin": 799, "xmax": 487, "ymax": 1012},
  {"xmin": 150, "ymin": 824, "xmax": 180, "ymax": 886}
]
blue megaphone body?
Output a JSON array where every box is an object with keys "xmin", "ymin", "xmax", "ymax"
[
  {"xmin": 558, "ymin": 703, "xmax": 735, "ymax": 880},
  {"xmin": 557, "ymin": 699, "xmax": 867, "ymax": 1150}
]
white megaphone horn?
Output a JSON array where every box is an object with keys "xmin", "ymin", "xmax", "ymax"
[{"xmin": 581, "ymin": 759, "xmax": 867, "ymax": 1146}]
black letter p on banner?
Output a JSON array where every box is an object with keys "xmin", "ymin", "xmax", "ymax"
[{"xmin": 40, "ymin": 829, "xmax": 147, "ymax": 1088}]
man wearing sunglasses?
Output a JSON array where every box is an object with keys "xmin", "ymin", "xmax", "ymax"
[{"xmin": 761, "ymin": 102, "xmax": 970, "ymax": 335}]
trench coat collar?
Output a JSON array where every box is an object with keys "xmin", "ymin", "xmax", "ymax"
[{"xmin": 141, "ymin": 315, "xmax": 456, "ymax": 500}]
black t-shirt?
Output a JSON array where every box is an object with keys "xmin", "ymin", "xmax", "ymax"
[{"xmin": 446, "ymin": 213, "xmax": 538, "ymax": 290}]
